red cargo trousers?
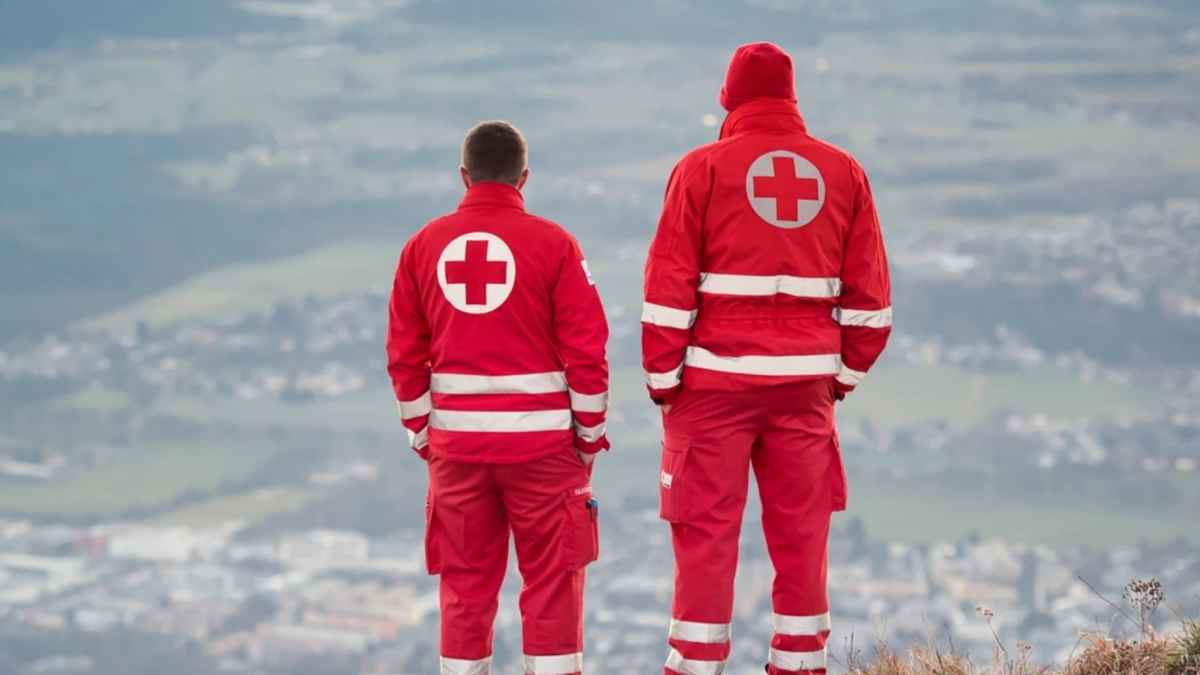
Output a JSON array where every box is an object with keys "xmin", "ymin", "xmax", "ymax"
[
  {"xmin": 425, "ymin": 449, "xmax": 599, "ymax": 675},
  {"xmin": 659, "ymin": 378, "xmax": 846, "ymax": 675}
]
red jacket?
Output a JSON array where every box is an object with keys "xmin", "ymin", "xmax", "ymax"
[
  {"xmin": 387, "ymin": 182, "xmax": 610, "ymax": 463},
  {"xmin": 642, "ymin": 98, "xmax": 891, "ymax": 403}
]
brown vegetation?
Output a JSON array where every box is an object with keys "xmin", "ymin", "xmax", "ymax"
[{"xmin": 843, "ymin": 579, "xmax": 1199, "ymax": 675}]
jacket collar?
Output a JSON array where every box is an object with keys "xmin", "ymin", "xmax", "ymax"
[
  {"xmin": 458, "ymin": 181, "xmax": 526, "ymax": 211},
  {"xmin": 718, "ymin": 98, "xmax": 807, "ymax": 140}
]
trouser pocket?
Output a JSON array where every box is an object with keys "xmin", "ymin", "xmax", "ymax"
[
  {"xmin": 424, "ymin": 491, "xmax": 443, "ymax": 575},
  {"xmin": 561, "ymin": 489, "xmax": 599, "ymax": 570},
  {"xmin": 659, "ymin": 438, "xmax": 691, "ymax": 522},
  {"xmin": 829, "ymin": 432, "xmax": 848, "ymax": 512}
]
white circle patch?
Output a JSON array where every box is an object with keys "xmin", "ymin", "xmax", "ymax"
[
  {"xmin": 436, "ymin": 232, "xmax": 516, "ymax": 314},
  {"xmin": 745, "ymin": 150, "xmax": 826, "ymax": 229}
]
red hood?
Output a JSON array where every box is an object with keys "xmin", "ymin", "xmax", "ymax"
[{"xmin": 719, "ymin": 42, "xmax": 797, "ymax": 113}]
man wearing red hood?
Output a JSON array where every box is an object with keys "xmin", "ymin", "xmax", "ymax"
[{"xmin": 642, "ymin": 43, "xmax": 892, "ymax": 674}]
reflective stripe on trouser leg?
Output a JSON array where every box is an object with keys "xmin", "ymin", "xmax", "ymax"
[
  {"xmin": 441, "ymin": 656, "xmax": 491, "ymax": 675},
  {"xmin": 768, "ymin": 612, "xmax": 831, "ymax": 673},
  {"xmin": 665, "ymin": 647, "xmax": 727, "ymax": 674},
  {"xmin": 665, "ymin": 618, "xmax": 731, "ymax": 672},
  {"xmin": 523, "ymin": 652, "xmax": 583, "ymax": 674}
]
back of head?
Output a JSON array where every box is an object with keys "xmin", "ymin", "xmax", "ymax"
[
  {"xmin": 719, "ymin": 42, "xmax": 797, "ymax": 113},
  {"xmin": 461, "ymin": 121, "xmax": 528, "ymax": 186}
]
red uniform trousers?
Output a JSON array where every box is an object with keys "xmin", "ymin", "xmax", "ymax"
[
  {"xmin": 658, "ymin": 378, "xmax": 846, "ymax": 675},
  {"xmin": 425, "ymin": 449, "xmax": 599, "ymax": 675}
]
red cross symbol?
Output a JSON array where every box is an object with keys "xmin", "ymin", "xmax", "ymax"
[
  {"xmin": 444, "ymin": 240, "xmax": 508, "ymax": 305},
  {"xmin": 753, "ymin": 156, "xmax": 819, "ymax": 221}
]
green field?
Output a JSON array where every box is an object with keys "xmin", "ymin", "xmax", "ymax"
[
  {"xmin": 840, "ymin": 469, "xmax": 1200, "ymax": 547},
  {"xmin": 154, "ymin": 487, "xmax": 316, "ymax": 528},
  {"xmin": 81, "ymin": 240, "xmax": 403, "ymax": 332},
  {"xmin": 0, "ymin": 442, "xmax": 281, "ymax": 518}
]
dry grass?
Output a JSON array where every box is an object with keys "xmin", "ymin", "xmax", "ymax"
[
  {"xmin": 1063, "ymin": 633, "xmax": 1175, "ymax": 675},
  {"xmin": 1167, "ymin": 621, "xmax": 1200, "ymax": 675},
  {"xmin": 845, "ymin": 630, "xmax": 1197, "ymax": 675}
]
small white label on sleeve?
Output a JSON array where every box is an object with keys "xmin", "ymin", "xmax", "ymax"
[{"xmin": 581, "ymin": 260, "xmax": 595, "ymax": 286}]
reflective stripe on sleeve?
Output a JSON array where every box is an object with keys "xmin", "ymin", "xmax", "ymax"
[
  {"xmin": 523, "ymin": 652, "xmax": 583, "ymax": 674},
  {"xmin": 431, "ymin": 371, "xmax": 567, "ymax": 395},
  {"xmin": 642, "ymin": 302, "xmax": 698, "ymax": 330},
  {"xmin": 698, "ymin": 273, "xmax": 841, "ymax": 298},
  {"xmin": 574, "ymin": 421, "xmax": 606, "ymax": 443},
  {"xmin": 429, "ymin": 409, "xmax": 572, "ymax": 433},
  {"xmin": 669, "ymin": 618, "xmax": 731, "ymax": 644},
  {"xmin": 407, "ymin": 426, "xmax": 428, "ymax": 450},
  {"xmin": 397, "ymin": 391, "xmax": 432, "ymax": 420},
  {"xmin": 645, "ymin": 362, "xmax": 685, "ymax": 390},
  {"xmin": 833, "ymin": 306, "xmax": 893, "ymax": 328},
  {"xmin": 768, "ymin": 647, "xmax": 826, "ymax": 671},
  {"xmin": 685, "ymin": 346, "xmax": 840, "ymax": 377},
  {"xmin": 772, "ymin": 612, "xmax": 832, "ymax": 635},
  {"xmin": 836, "ymin": 366, "xmax": 867, "ymax": 387},
  {"xmin": 440, "ymin": 656, "xmax": 491, "ymax": 675},
  {"xmin": 569, "ymin": 388, "xmax": 608, "ymax": 413},
  {"xmin": 665, "ymin": 648, "xmax": 726, "ymax": 675}
]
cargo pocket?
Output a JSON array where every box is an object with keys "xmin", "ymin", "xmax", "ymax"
[
  {"xmin": 561, "ymin": 491, "xmax": 599, "ymax": 570},
  {"xmin": 828, "ymin": 432, "xmax": 849, "ymax": 512},
  {"xmin": 659, "ymin": 439, "xmax": 690, "ymax": 522},
  {"xmin": 424, "ymin": 492, "xmax": 443, "ymax": 575}
]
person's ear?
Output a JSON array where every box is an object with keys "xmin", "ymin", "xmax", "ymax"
[
  {"xmin": 515, "ymin": 168, "xmax": 530, "ymax": 190},
  {"xmin": 460, "ymin": 166, "xmax": 471, "ymax": 189}
]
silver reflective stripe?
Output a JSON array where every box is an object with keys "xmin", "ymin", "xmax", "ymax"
[
  {"xmin": 669, "ymin": 618, "xmax": 731, "ymax": 644},
  {"xmin": 574, "ymin": 421, "xmax": 606, "ymax": 443},
  {"xmin": 698, "ymin": 273, "xmax": 841, "ymax": 298},
  {"xmin": 836, "ymin": 366, "xmax": 867, "ymax": 387},
  {"xmin": 645, "ymin": 362, "xmax": 685, "ymax": 390},
  {"xmin": 408, "ymin": 426, "xmax": 429, "ymax": 450},
  {"xmin": 665, "ymin": 648, "xmax": 725, "ymax": 675},
  {"xmin": 569, "ymin": 388, "xmax": 608, "ymax": 413},
  {"xmin": 642, "ymin": 302, "xmax": 698, "ymax": 330},
  {"xmin": 523, "ymin": 652, "xmax": 582, "ymax": 674},
  {"xmin": 398, "ymin": 391, "xmax": 432, "ymax": 420},
  {"xmin": 430, "ymin": 409, "xmax": 572, "ymax": 433},
  {"xmin": 431, "ymin": 371, "xmax": 567, "ymax": 395},
  {"xmin": 834, "ymin": 306, "xmax": 893, "ymax": 328},
  {"xmin": 685, "ymin": 346, "xmax": 840, "ymax": 377},
  {"xmin": 773, "ymin": 612, "xmax": 832, "ymax": 635},
  {"xmin": 768, "ymin": 647, "xmax": 826, "ymax": 671},
  {"xmin": 441, "ymin": 655, "xmax": 491, "ymax": 675}
]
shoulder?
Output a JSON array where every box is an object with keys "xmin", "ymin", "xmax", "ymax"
[
  {"xmin": 397, "ymin": 210, "xmax": 455, "ymax": 265},
  {"xmin": 807, "ymin": 134, "xmax": 870, "ymax": 180},
  {"xmin": 523, "ymin": 212, "xmax": 583, "ymax": 255},
  {"xmin": 672, "ymin": 141, "xmax": 721, "ymax": 181}
]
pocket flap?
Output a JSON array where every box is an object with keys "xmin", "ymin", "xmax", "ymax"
[{"xmin": 659, "ymin": 438, "xmax": 691, "ymax": 522}]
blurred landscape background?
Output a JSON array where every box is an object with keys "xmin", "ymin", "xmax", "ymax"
[{"xmin": 1, "ymin": 1, "xmax": 1199, "ymax": 673}]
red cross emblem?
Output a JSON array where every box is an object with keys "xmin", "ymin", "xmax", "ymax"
[
  {"xmin": 745, "ymin": 151, "xmax": 826, "ymax": 228},
  {"xmin": 444, "ymin": 240, "xmax": 508, "ymax": 305},
  {"xmin": 436, "ymin": 233, "xmax": 516, "ymax": 314}
]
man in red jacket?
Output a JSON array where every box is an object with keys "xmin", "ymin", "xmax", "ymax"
[
  {"xmin": 643, "ymin": 43, "xmax": 892, "ymax": 674},
  {"xmin": 387, "ymin": 121, "xmax": 610, "ymax": 675}
]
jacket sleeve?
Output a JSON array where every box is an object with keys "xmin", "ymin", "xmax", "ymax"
[
  {"xmin": 386, "ymin": 240, "xmax": 433, "ymax": 458},
  {"xmin": 553, "ymin": 235, "xmax": 611, "ymax": 454},
  {"xmin": 834, "ymin": 160, "xmax": 892, "ymax": 397},
  {"xmin": 642, "ymin": 158, "xmax": 708, "ymax": 404}
]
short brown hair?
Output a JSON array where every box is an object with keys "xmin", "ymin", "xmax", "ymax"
[{"xmin": 461, "ymin": 121, "xmax": 527, "ymax": 185}]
